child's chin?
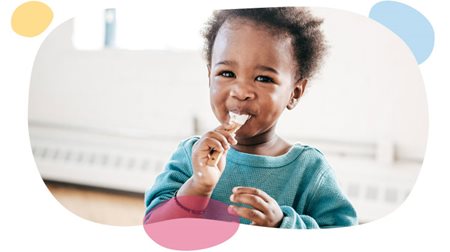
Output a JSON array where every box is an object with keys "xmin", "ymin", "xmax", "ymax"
[{"xmin": 235, "ymin": 130, "xmax": 254, "ymax": 140}]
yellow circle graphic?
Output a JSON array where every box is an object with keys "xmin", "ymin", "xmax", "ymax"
[{"xmin": 11, "ymin": 1, "xmax": 53, "ymax": 37}]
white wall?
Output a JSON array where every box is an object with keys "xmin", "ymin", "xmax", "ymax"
[
  {"xmin": 278, "ymin": 8, "xmax": 427, "ymax": 161},
  {"xmin": 29, "ymin": 19, "xmax": 211, "ymax": 138}
]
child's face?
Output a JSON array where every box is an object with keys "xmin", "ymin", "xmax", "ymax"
[{"xmin": 208, "ymin": 18, "xmax": 305, "ymax": 139}]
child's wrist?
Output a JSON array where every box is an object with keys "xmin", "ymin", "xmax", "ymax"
[
  {"xmin": 189, "ymin": 177, "xmax": 215, "ymax": 196},
  {"xmin": 174, "ymin": 190, "xmax": 208, "ymax": 215}
]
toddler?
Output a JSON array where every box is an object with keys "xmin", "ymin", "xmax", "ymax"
[{"xmin": 144, "ymin": 7, "xmax": 357, "ymax": 228}]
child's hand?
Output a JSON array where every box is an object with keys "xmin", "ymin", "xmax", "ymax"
[
  {"xmin": 228, "ymin": 187, "xmax": 284, "ymax": 227},
  {"xmin": 191, "ymin": 124, "xmax": 237, "ymax": 193}
]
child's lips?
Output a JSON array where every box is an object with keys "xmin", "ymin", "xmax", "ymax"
[
  {"xmin": 228, "ymin": 109, "xmax": 254, "ymax": 117},
  {"xmin": 228, "ymin": 111, "xmax": 253, "ymax": 124}
]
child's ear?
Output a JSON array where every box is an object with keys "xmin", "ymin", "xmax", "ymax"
[{"xmin": 287, "ymin": 79, "xmax": 308, "ymax": 110}]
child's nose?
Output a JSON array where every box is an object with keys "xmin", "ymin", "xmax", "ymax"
[{"xmin": 229, "ymin": 81, "xmax": 255, "ymax": 101}]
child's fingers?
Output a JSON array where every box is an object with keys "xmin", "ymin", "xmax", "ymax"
[
  {"xmin": 228, "ymin": 205, "xmax": 264, "ymax": 224},
  {"xmin": 214, "ymin": 126, "xmax": 237, "ymax": 145},
  {"xmin": 222, "ymin": 121, "xmax": 239, "ymax": 132},
  {"xmin": 230, "ymin": 193, "xmax": 269, "ymax": 213},
  {"xmin": 232, "ymin": 187, "xmax": 273, "ymax": 203},
  {"xmin": 207, "ymin": 149, "xmax": 222, "ymax": 167},
  {"xmin": 198, "ymin": 137, "xmax": 225, "ymax": 155},
  {"xmin": 205, "ymin": 130, "xmax": 231, "ymax": 150},
  {"xmin": 216, "ymin": 149, "xmax": 228, "ymax": 172}
]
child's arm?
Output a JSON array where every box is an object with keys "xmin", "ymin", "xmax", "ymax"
[
  {"xmin": 278, "ymin": 168, "xmax": 358, "ymax": 228},
  {"xmin": 170, "ymin": 123, "xmax": 237, "ymax": 213},
  {"xmin": 144, "ymin": 125, "xmax": 236, "ymax": 223},
  {"xmin": 228, "ymin": 169, "xmax": 357, "ymax": 229},
  {"xmin": 187, "ymin": 123, "xmax": 237, "ymax": 193},
  {"xmin": 228, "ymin": 151, "xmax": 358, "ymax": 229}
]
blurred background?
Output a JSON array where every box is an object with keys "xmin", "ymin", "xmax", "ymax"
[{"xmin": 28, "ymin": 7, "xmax": 427, "ymax": 226}]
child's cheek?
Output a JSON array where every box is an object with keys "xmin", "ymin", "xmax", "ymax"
[
  {"xmin": 209, "ymin": 78, "xmax": 224, "ymax": 96},
  {"xmin": 210, "ymin": 83, "xmax": 228, "ymax": 123},
  {"xmin": 209, "ymin": 83, "xmax": 220, "ymax": 96}
]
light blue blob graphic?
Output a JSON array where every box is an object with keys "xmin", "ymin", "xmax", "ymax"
[{"xmin": 369, "ymin": 1, "xmax": 434, "ymax": 64}]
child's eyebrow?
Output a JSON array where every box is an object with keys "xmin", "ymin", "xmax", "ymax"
[
  {"xmin": 214, "ymin": 60, "xmax": 236, "ymax": 67},
  {"xmin": 255, "ymin": 65, "xmax": 279, "ymax": 75},
  {"xmin": 214, "ymin": 61, "xmax": 279, "ymax": 75}
]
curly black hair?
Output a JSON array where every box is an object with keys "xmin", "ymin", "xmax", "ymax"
[{"xmin": 202, "ymin": 7, "xmax": 327, "ymax": 80}]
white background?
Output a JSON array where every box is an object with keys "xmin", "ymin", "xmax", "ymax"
[{"xmin": 1, "ymin": 0, "xmax": 449, "ymax": 251}]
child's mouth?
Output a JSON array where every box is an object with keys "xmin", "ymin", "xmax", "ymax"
[
  {"xmin": 225, "ymin": 112, "xmax": 251, "ymax": 136},
  {"xmin": 228, "ymin": 112, "xmax": 251, "ymax": 125}
]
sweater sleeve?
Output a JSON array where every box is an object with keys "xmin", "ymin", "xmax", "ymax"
[
  {"xmin": 144, "ymin": 138, "xmax": 197, "ymax": 215},
  {"xmin": 279, "ymin": 166, "xmax": 358, "ymax": 229}
]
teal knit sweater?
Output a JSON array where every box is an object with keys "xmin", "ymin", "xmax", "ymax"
[{"xmin": 144, "ymin": 136, "xmax": 358, "ymax": 229}]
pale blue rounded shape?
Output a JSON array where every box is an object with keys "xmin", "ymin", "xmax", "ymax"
[{"xmin": 369, "ymin": 1, "xmax": 434, "ymax": 64}]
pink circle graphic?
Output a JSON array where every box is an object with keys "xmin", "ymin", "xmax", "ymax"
[{"xmin": 143, "ymin": 195, "xmax": 240, "ymax": 250}]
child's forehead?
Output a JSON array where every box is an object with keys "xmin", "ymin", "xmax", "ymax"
[
  {"xmin": 220, "ymin": 17, "xmax": 288, "ymax": 38},
  {"xmin": 216, "ymin": 18, "xmax": 293, "ymax": 50},
  {"xmin": 212, "ymin": 18, "xmax": 297, "ymax": 74}
]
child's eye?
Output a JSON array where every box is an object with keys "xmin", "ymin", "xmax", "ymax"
[
  {"xmin": 255, "ymin": 76, "xmax": 274, "ymax": 83},
  {"xmin": 219, "ymin": 71, "xmax": 235, "ymax": 78}
]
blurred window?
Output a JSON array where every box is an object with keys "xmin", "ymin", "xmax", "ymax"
[{"xmin": 72, "ymin": 7, "xmax": 213, "ymax": 51}]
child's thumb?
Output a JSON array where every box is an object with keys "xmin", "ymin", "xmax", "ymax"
[{"xmin": 217, "ymin": 149, "xmax": 228, "ymax": 172}]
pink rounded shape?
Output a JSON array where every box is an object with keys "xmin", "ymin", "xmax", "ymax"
[
  {"xmin": 143, "ymin": 196, "xmax": 240, "ymax": 250},
  {"xmin": 144, "ymin": 218, "xmax": 239, "ymax": 250}
]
